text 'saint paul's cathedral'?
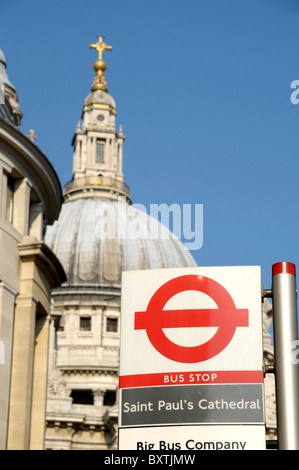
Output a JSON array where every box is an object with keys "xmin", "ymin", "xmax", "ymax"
[{"xmin": 0, "ymin": 37, "xmax": 276, "ymax": 450}]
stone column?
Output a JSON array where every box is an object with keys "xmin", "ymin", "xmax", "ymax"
[
  {"xmin": 29, "ymin": 202, "xmax": 44, "ymax": 240},
  {"xmin": 93, "ymin": 388, "xmax": 105, "ymax": 406},
  {"xmin": 30, "ymin": 311, "xmax": 50, "ymax": 450},
  {"xmin": 0, "ymin": 282, "xmax": 17, "ymax": 450},
  {"xmin": 13, "ymin": 178, "xmax": 32, "ymax": 235},
  {"xmin": 7, "ymin": 295, "xmax": 37, "ymax": 450},
  {"xmin": 0, "ymin": 155, "xmax": 14, "ymax": 219}
]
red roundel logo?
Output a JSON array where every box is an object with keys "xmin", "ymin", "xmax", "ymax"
[{"xmin": 134, "ymin": 275, "xmax": 249, "ymax": 363}]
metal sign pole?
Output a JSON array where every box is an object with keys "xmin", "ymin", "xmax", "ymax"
[{"xmin": 272, "ymin": 261, "xmax": 299, "ymax": 449}]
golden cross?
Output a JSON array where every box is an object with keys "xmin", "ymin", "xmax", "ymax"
[{"xmin": 89, "ymin": 35, "xmax": 112, "ymax": 62}]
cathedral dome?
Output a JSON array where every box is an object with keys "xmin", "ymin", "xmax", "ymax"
[{"xmin": 45, "ymin": 197, "xmax": 197, "ymax": 288}]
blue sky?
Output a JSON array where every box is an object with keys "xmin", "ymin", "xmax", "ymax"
[{"xmin": 1, "ymin": 0, "xmax": 299, "ymax": 291}]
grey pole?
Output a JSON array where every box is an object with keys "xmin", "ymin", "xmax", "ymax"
[{"xmin": 272, "ymin": 261, "xmax": 299, "ymax": 450}]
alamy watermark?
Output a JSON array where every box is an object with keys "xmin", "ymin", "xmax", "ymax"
[
  {"xmin": 290, "ymin": 80, "xmax": 299, "ymax": 104},
  {"xmin": 291, "ymin": 340, "xmax": 299, "ymax": 364},
  {"xmin": 95, "ymin": 197, "xmax": 203, "ymax": 251}
]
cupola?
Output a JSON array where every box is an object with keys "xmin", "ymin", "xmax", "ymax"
[{"xmin": 64, "ymin": 36, "xmax": 128, "ymax": 202}]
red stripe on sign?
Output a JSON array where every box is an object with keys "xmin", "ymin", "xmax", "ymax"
[
  {"xmin": 272, "ymin": 262, "xmax": 296, "ymax": 276},
  {"xmin": 119, "ymin": 370, "xmax": 263, "ymax": 389},
  {"xmin": 135, "ymin": 308, "xmax": 249, "ymax": 329}
]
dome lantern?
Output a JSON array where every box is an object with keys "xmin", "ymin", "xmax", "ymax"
[{"xmin": 64, "ymin": 37, "xmax": 129, "ymax": 203}]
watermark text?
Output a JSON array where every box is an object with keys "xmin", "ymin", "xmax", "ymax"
[
  {"xmin": 95, "ymin": 197, "xmax": 203, "ymax": 251},
  {"xmin": 290, "ymin": 80, "xmax": 299, "ymax": 104}
]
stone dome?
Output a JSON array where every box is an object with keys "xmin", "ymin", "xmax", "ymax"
[
  {"xmin": 45, "ymin": 197, "xmax": 197, "ymax": 288},
  {"xmin": 84, "ymin": 90, "xmax": 116, "ymax": 111}
]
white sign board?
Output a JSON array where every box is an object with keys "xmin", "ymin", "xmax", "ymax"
[
  {"xmin": 119, "ymin": 425, "xmax": 266, "ymax": 451},
  {"xmin": 118, "ymin": 266, "xmax": 265, "ymax": 450}
]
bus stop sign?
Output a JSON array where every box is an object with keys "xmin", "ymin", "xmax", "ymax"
[{"xmin": 134, "ymin": 274, "xmax": 249, "ymax": 363}]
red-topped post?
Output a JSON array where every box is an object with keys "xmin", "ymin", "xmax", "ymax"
[{"xmin": 272, "ymin": 262, "xmax": 299, "ymax": 449}]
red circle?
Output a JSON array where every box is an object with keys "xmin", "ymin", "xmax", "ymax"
[{"xmin": 142, "ymin": 275, "xmax": 241, "ymax": 363}]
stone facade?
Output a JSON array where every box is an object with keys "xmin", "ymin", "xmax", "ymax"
[
  {"xmin": 0, "ymin": 50, "xmax": 66, "ymax": 450},
  {"xmin": 45, "ymin": 291, "xmax": 120, "ymax": 449}
]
